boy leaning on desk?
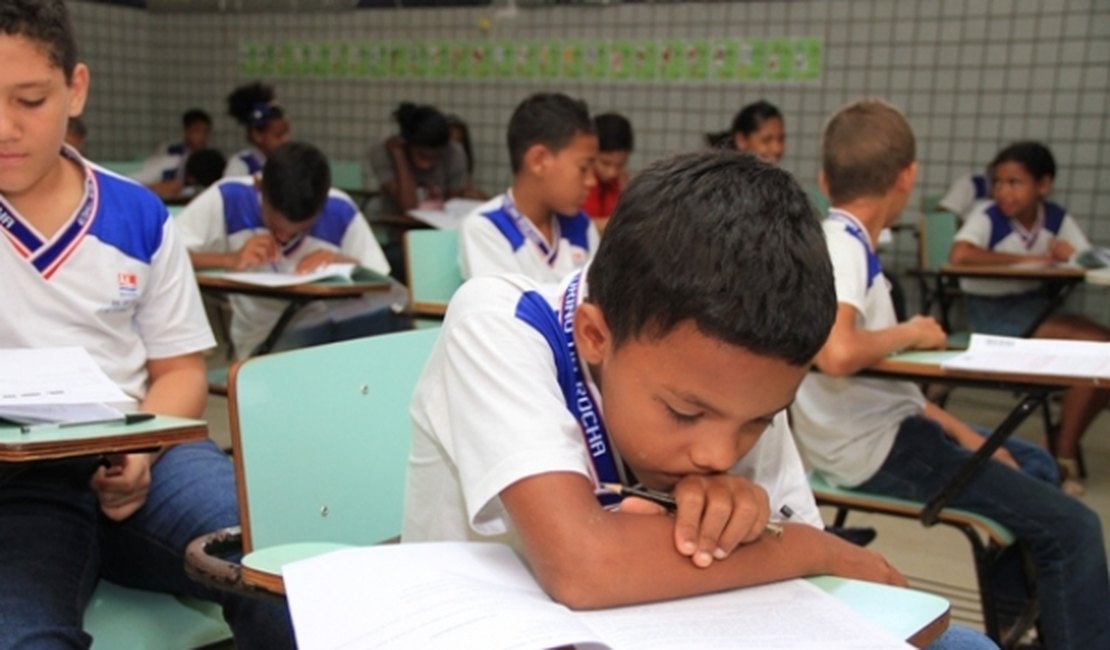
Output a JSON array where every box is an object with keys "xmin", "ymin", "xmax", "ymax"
[{"xmin": 0, "ymin": 0, "xmax": 294, "ymax": 646}]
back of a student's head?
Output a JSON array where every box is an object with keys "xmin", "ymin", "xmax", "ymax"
[
  {"xmin": 507, "ymin": 93, "xmax": 594, "ymax": 174},
  {"xmin": 821, "ymin": 99, "xmax": 915, "ymax": 205},
  {"xmin": 594, "ymin": 113, "xmax": 634, "ymax": 154},
  {"xmin": 395, "ymin": 102, "xmax": 450, "ymax": 149},
  {"xmin": 185, "ymin": 149, "xmax": 226, "ymax": 189},
  {"xmin": 990, "ymin": 141, "xmax": 1056, "ymax": 181},
  {"xmin": 588, "ymin": 150, "xmax": 834, "ymax": 366},
  {"xmin": 261, "ymin": 142, "xmax": 331, "ymax": 223},
  {"xmin": 1, "ymin": 0, "xmax": 78, "ymax": 83}
]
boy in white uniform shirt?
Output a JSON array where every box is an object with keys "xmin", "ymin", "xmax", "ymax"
[
  {"xmin": 176, "ymin": 141, "xmax": 407, "ymax": 358},
  {"xmin": 459, "ymin": 93, "xmax": 600, "ymax": 282},
  {"xmin": 791, "ymin": 101, "xmax": 1108, "ymax": 650},
  {"xmin": 404, "ymin": 150, "xmax": 907, "ymax": 612}
]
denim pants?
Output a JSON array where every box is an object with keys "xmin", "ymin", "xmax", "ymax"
[
  {"xmin": 856, "ymin": 416, "xmax": 1109, "ymax": 650},
  {"xmin": 0, "ymin": 440, "xmax": 294, "ymax": 649}
]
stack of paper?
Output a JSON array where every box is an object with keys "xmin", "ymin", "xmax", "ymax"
[
  {"xmin": 941, "ymin": 334, "xmax": 1110, "ymax": 380},
  {"xmin": 408, "ymin": 198, "xmax": 484, "ymax": 230},
  {"xmin": 0, "ymin": 347, "xmax": 131, "ymax": 426},
  {"xmin": 221, "ymin": 263, "xmax": 356, "ymax": 288},
  {"xmin": 284, "ymin": 542, "xmax": 910, "ymax": 649}
]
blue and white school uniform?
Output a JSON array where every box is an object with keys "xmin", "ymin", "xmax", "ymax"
[
  {"xmin": 953, "ymin": 201, "xmax": 1090, "ymax": 336},
  {"xmin": 458, "ymin": 191, "xmax": 599, "ymax": 283},
  {"xmin": 938, "ymin": 172, "xmax": 991, "ymax": 218},
  {"xmin": 0, "ymin": 147, "xmax": 215, "ymax": 400},
  {"xmin": 222, "ymin": 146, "xmax": 265, "ymax": 179},
  {"xmin": 402, "ymin": 271, "xmax": 822, "ymax": 548},
  {"xmin": 174, "ymin": 176, "xmax": 395, "ymax": 357},
  {"xmin": 129, "ymin": 141, "xmax": 188, "ymax": 186}
]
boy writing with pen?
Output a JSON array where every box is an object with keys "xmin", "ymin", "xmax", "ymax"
[
  {"xmin": 402, "ymin": 150, "xmax": 906, "ymax": 608},
  {"xmin": 0, "ymin": 1, "xmax": 293, "ymax": 645}
]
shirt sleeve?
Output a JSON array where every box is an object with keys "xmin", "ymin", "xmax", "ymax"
[
  {"xmin": 826, "ymin": 230, "xmax": 868, "ymax": 313},
  {"xmin": 136, "ymin": 218, "xmax": 216, "ymax": 359},
  {"xmin": 173, "ymin": 183, "xmax": 230, "ymax": 253},
  {"xmin": 222, "ymin": 156, "xmax": 249, "ymax": 179},
  {"xmin": 937, "ymin": 174, "xmax": 974, "ymax": 215},
  {"xmin": 730, "ymin": 413, "xmax": 823, "ymax": 529},
  {"xmin": 458, "ymin": 213, "xmax": 522, "ymax": 280},
  {"xmin": 129, "ymin": 150, "xmax": 173, "ymax": 185},
  {"xmin": 338, "ymin": 202, "xmax": 392, "ymax": 274},
  {"xmin": 953, "ymin": 206, "xmax": 992, "ymax": 248},
  {"xmin": 1058, "ymin": 214, "xmax": 1091, "ymax": 251},
  {"xmin": 367, "ymin": 140, "xmax": 395, "ymax": 186}
]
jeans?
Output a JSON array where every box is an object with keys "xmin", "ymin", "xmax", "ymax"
[
  {"xmin": 856, "ymin": 416, "xmax": 1109, "ymax": 650},
  {"xmin": 970, "ymin": 424, "xmax": 1059, "ymax": 485},
  {"xmin": 966, "ymin": 292, "xmax": 1052, "ymax": 338},
  {"xmin": 0, "ymin": 441, "xmax": 295, "ymax": 649}
]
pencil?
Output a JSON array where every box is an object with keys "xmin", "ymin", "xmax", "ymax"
[{"xmin": 600, "ymin": 483, "xmax": 784, "ymax": 537}]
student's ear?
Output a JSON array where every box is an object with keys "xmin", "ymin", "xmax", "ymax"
[
  {"xmin": 817, "ymin": 170, "xmax": 829, "ymax": 198},
  {"xmin": 574, "ymin": 302, "xmax": 612, "ymax": 366},
  {"xmin": 523, "ymin": 144, "xmax": 553, "ymax": 177},
  {"xmin": 67, "ymin": 64, "xmax": 90, "ymax": 118},
  {"xmin": 895, "ymin": 161, "xmax": 919, "ymax": 195}
]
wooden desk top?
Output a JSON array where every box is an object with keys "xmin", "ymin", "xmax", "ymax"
[
  {"xmin": 938, "ymin": 263, "xmax": 1088, "ymax": 281},
  {"xmin": 368, "ymin": 214, "xmax": 434, "ymax": 230},
  {"xmin": 0, "ymin": 415, "xmax": 207, "ymax": 462},
  {"xmin": 866, "ymin": 350, "xmax": 1101, "ymax": 389},
  {"xmin": 196, "ymin": 268, "xmax": 392, "ymax": 300}
]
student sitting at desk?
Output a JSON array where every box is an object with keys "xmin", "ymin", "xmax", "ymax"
[
  {"xmin": 938, "ymin": 170, "xmax": 991, "ymax": 222},
  {"xmin": 459, "ymin": 92, "xmax": 599, "ymax": 282},
  {"xmin": 129, "ymin": 108, "xmax": 212, "ymax": 199},
  {"xmin": 790, "ymin": 101, "xmax": 1108, "ymax": 650},
  {"xmin": 581, "ymin": 112, "xmax": 633, "ymax": 231},
  {"xmin": 369, "ymin": 101, "xmax": 469, "ymax": 216},
  {"xmin": 0, "ymin": 2, "xmax": 294, "ymax": 646},
  {"xmin": 949, "ymin": 141, "xmax": 1110, "ymax": 495},
  {"xmin": 706, "ymin": 99, "xmax": 785, "ymax": 166},
  {"xmin": 405, "ymin": 149, "xmax": 910, "ymax": 610},
  {"xmin": 223, "ymin": 81, "xmax": 290, "ymax": 178},
  {"xmin": 177, "ymin": 141, "xmax": 407, "ymax": 358}
]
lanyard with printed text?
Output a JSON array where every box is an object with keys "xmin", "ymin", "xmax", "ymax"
[{"xmin": 504, "ymin": 192, "xmax": 560, "ymax": 266}]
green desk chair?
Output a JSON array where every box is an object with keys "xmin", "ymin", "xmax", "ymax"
[
  {"xmin": 907, "ymin": 211, "xmax": 962, "ymax": 332},
  {"xmin": 86, "ymin": 581, "xmax": 231, "ymax": 649},
  {"xmin": 922, "ymin": 194, "xmax": 944, "ymax": 215},
  {"xmin": 330, "ymin": 160, "xmax": 378, "ymax": 211},
  {"xmin": 403, "ymin": 229, "xmax": 464, "ymax": 325},
  {"xmin": 809, "ymin": 473, "xmax": 1037, "ymax": 648}
]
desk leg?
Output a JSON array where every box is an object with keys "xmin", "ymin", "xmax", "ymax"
[
  {"xmin": 252, "ymin": 299, "xmax": 309, "ymax": 356},
  {"xmin": 921, "ymin": 393, "xmax": 1046, "ymax": 526},
  {"xmin": 1022, "ymin": 281, "xmax": 1077, "ymax": 337}
]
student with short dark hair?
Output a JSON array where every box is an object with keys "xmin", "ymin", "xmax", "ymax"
[
  {"xmin": 224, "ymin": 81, "xmax": 290, "ymax": 178},
  {"xmin": 130, "ymin": 108, "xmax": 213, "ymax": 198},
  {"xmin": 0, "ymin": 1, "xmax": 294, "ymax": 646},
  {"xmin": 706, "ymin": 100, "xmax": 785, "ymax": 165},
  {"xmin": 791, "ymin": 100, "xmax": 1109, "ymax": 650},
  {"xmin": 950, "ymin": 140, "xmax": 1110, "ymax": 495},
  {"xmin": 459, "ymin": 92, "xmax": 599, "ymax": 281},
  {"xmin": 581, "ymin": 112, "xmax": 633, "ymax": 227},
  {"xmin": 182, "ymin": 148, "xmax": 226, "ymax": 195},
  {"xmin": 177, "ymin": 141, "xmax": 407, "ymax": 358},
  {"xmin": 369, "ymin": 102, "xmax": 469, "ymax": 215},
  {"xmin": 404, "ymin": 149, "xmax": 907, "ymax": 615}
]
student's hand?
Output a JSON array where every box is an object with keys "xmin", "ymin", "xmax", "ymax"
[
  {"xmin": 295, "ymin": 250, "xmax": 343, "ymax": 274},
  {"xmin": 823, "ymin": 532, "xmax": 908, "ymax": 586},
  {"xmin": 232, "ymin": 234, "xmax": 278, "ymax": 270},
  {"xmin": 386, "ymin": 135, "xmax": 407, "ymax": 157},
  {"xmin": 905, "ymin": 315, "xmax": 947, "ymax": 350},
  {"xmin": 955, "ymin": 433, "xmax": 1020, "ymax": 471},
  {"xmin": 1049, "ymin": 239, "xmax": 1075, "ymax": 263},
  {"xmin": 91, "ymin": 453, "xmax": 154, "ymax": 521},
  {"xmin": 671, "ymin": 474, "xmax": 770, "ymax": 569}
]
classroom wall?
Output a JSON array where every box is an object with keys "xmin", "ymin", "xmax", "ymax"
[{"xmin": 71, "ymin": 0, "xmax": 1110, "ymax": 320}]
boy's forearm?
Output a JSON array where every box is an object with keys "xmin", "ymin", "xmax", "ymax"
[
  {"xmin": 141, "ymin": 354, "xmax": 208, "ymax": 419},
  {"xmin": 818, "ymin": 324, "xmax": 919, "ymax": 376},
  {"xmin": 188, "ymin": 250, "xmax": 235, "ymax": 270},
  {"xmin": 949, "ymin": 241, "xmax": 1041, "ymax": 266}
]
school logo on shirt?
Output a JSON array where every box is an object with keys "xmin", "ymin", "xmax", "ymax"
[{"xmin": 118, "ymin": 272, "xmax": 138, "ymax": 296}]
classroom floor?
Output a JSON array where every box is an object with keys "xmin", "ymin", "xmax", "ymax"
[{"xmin": 200, "ymin": 360, "xmax": 1110, "ymax": 636}]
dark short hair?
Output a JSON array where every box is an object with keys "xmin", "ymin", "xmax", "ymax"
[
  {"xmin": 182, "ymin": 109, "xmax": 212, "ymax": 128},
  {"xmin": 822, "ymin": 99, "xmax": 915, "ymax": 204},
  {"xmin": 0, "ymin": 0, "xmax": 78, "ymax": 83},
  {"xmin": 261, "ymin": 142, "xmax": 331, "ymax": 223},
  {"xmin": 507, "ymin": 93, "xmax": 594, "ymax": 174},
  {"xmin": 394, "ymin": 102, "xmax": 450, "ymax": 149},
  {"xmin": 594, "ymin": 113, "xmax": 634, "ymax": 153},
  {"xmin": 731, "ymin": 100, "xmax": 783, "ymax": 138},
  {"xmin": 184, "ymin": 149, "xmax": 226, "ymax": 188},
  {"xmin": 991, "ymin": 141, "xmax": 1056, "ymax": 181},
  {"xmin": 227, "ymin": 81, "xmax": 284, "ymax": 130},
  {"xmin": 588, "ymin": 150, "xmax": 834, "ymax": 366}
]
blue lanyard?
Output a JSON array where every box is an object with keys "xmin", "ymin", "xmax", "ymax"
[
  {"xmin": 557, "ymin": 272, "xmax": 623, "ymax": 506},
  {"xmin": 504, "ymin": 193, "xmax": 560, "ymax": 266}
]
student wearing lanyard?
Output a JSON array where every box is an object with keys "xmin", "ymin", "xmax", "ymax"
[
  {"xmin": 458, "ymin": 93, "xmax": 600, "ymax": 283},
  {"xmin": 949, "ymin": 141, "xmax": 1110, "ymax": 496}
]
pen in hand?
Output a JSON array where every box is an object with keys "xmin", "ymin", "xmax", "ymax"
[{"xmin": 601, "ymin": 482, "xmax": 785, "ymax": 537}]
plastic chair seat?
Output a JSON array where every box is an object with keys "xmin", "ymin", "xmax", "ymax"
[{"xmin": 85, "ymin": 580, "xmax": 230, "ymax": 649}]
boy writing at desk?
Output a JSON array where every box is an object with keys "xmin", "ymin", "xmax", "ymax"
[
  {"xmin": 0, "ymin": 1, "xmax": 293, "ymax": 645},
  {"xmin": 459, "ymin": 92, "xmax": 600, "ymax": 282},
  {"xmin": 177, "ymin": 141, "xmax": 408, "ymax": 358},
  {"xmin": 404, "ymin": 150, "xmax": 904, "ymax": 610},
  {"xmin": 790, "ymin": 100, "xmax": 1108, "ymax": 650}
]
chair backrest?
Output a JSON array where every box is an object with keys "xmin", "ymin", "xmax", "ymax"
[
  {"xmin": 921, "ymin": 193, "xmax": 944, "ymax": 215},
  {"xmin": 229, "ymin": 328, "xmax": 441, "ymax": 552},
  {"xmin": 330, "ymin": 160, "xmax": 364, "ymax": 191},
  {"xmin": 805, "ymin": 184, "xmax": 830, "ymax": 217},
  {"xmin": 918, "ymin": 210, "xmax": 958, "ymax": 271},
  {"xmin": 404, "ymin": 229, "xmax": 464, "ymax": 317}
]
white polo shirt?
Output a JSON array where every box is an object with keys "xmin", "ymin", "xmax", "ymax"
[
  {"xmin": 402, "ymin": 272, "xmax": 822, "ymax": 548},
  {"xmin": 175, "ymin": 176, "xmax": 391, "ymax": 357},
  {"xmin": 953, "ymin": 201, "xmax": 1090, "ymax": 296},
  {"xmin": 0, "ymin": 148, "xmax": 215, "ymax": 400},
  {"xmin": 129, "ymin": 141, "xmax": 187, "ymax": 185},
  {"xmin": 458, "ymin": 191, "xmax": 599, "ymax": 283},
  {"xmin": 938, "ymin": 172, "xmax": 990, "ymax": 218},
  {"xmin": 791, "ymin": 211, "xmax": 926, "ymax": 488},
  {"xmin": 222, "ymin": 146, "xmax": 265, "ymax": 179}
]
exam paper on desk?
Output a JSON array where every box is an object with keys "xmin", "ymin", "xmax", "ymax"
[
  {"xmin": 220, "ymin": 263, "xmax": 357, "ymax": 288},
  {"xmin": 283, "ymin": 542, "xmax": 909, "ymax": 650}
]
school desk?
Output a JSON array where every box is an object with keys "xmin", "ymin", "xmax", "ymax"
[
  {"xmin": 0, "ymin": 415, "xmax": 207, "ymax": 463},
  {"xmin": 195, "ymin": 267, "xmax": 393, "ymax": 356},
  {"xmin": 936, "ymin": 264, "xmax": 1090, "ymax": 337},
  {"xmin": 864, "ymin": 349, "xmax": 1098, "ymax": 525}
]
